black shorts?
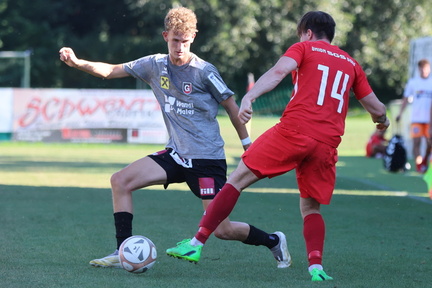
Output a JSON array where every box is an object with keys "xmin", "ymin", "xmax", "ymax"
[{"xmin": 148, "ymin": 148, "xmax": 227, "ymax": 200}]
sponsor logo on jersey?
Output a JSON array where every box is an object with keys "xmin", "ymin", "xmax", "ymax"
[
  {"xmin": 208, "ymin": 72, "xmax": 226, "ymax": 94},
  {"xmin": 199, "ymin": 177, "xmax": 215, "ymax": 196},
  {"xmin": 161, "ymin": 76, "xmax": 170, "ymax": 89},
  {"xmin": 164, "ymin": 95, "xmax": 176, "ymax": 112},
  {"xmin": 311, "ymin": 46, "xmax": 356, "ymax": 66},
  {"xmin": 183, "ymin": 82, "xmax": 192, "ymax": 94},
  {"xmin": 163, "ymin": 95, "xmax": 194, "ymax": 115}
]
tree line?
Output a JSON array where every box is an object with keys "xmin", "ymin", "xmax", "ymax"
[{"xmin": 1, "ymin": 0, "xmax": 432, "ymax": 105}]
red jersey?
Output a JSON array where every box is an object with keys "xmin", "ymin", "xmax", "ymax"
[
  {"xmin": 366, "ymin": 132, "xmax": 386, "ymax": 157},
  {"xmin": 280, "ymin": 41, "xmax": 373, "ymax": 147}
]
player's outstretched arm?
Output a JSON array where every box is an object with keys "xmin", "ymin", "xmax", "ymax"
[
  {"xmin": 221, "ymin": 97, "xmax": 251, "ymax": 150},
  {"xmin": 238, "ymin": 56, "xmax": 297, "ymax": 124},
  {"xmin": 59, "ymin": 47, "xmax": 129, "ymax": 79},
  {"xmin": 359, "ymin": 92, "xmax": 390, "ymax": 131},
  {"xmin": 395, "ymin": 97, "xmax": 408, "ymax": 122}
]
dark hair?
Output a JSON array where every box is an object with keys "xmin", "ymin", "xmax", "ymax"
[
  {"xmin": 297, "ymin": 11, "xmax": 336, "ymax": 42},
  {"xmin": 418, "ymin": 59, "xmax": 430, "ymax": 68}
]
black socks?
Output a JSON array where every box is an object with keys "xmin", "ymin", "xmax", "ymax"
[
  {"xmin": 114, "ymin": 212, "xmax": 133, "ymax": 249},
  {"xmin": 243, "ymin": 225, "xmax": 279, "ymax": 249}
]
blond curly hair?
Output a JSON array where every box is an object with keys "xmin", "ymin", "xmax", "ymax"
[{"xmin": 164, "ymin": 7, "xmax": 198, "ymax": 35}]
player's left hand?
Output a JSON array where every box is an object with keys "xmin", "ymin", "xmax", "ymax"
[
  {"xmin": 376, "ymin": 117, "xmax": 390, "ymax": 131},
  {"xmin": 239, "ymin": 96, "xmax": 253, "ymax": 124}
]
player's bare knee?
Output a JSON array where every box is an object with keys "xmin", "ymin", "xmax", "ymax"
[
  {"xmin": 110, "ymin": 171, "xmax": 120, "ymax": 187},
  {"xmin": 110, "ymin": 171, "xmax": 129, "ymax": 193}
]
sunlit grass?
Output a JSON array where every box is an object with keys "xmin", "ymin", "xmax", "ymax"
[{"xmin": 2, "ymin": 115, "xmax": 432, "ymax": 288}]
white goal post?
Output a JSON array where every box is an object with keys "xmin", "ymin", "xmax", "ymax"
[{"xmin": 0, "ymin": 50, "xmax": 31, "ymax": 87}]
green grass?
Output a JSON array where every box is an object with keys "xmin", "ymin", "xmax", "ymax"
[{"xmin": 1, "ymin": 115, "xmax": 431, "ymax": 287}]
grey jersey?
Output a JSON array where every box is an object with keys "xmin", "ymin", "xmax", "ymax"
[{"xmin": 123, "ymin": 53, "xmax": 234, "ymax": 159}]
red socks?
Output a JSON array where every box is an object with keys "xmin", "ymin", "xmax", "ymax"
[
  {"xmin": 303, "ymin": 213, "xmax": 325, "ymax": 266},
  {"xmin": 195, "ymin": 183, "xmax": 240, "ymax": 244}
]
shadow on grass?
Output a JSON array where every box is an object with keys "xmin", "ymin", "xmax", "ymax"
[
  {"xmin": 232, "ymin": 155, "xmax": 430, "ymax": 197},
  {"xmin": 0, "ymin": 156, "xmax": 128, "ymax": 172}
]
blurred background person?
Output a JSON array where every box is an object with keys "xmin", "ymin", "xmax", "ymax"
[{"xmin": 396, "ymin": 59, "xmax": 432, "ymax": 173}]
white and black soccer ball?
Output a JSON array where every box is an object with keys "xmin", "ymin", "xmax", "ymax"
[{"xmin": 119, "ymin": 235, "xmax": 157, "ymax": 273}]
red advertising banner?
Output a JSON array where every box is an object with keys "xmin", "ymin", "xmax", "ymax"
[{"xmin": 12, "ymin": 88, "xmax": 167, "ymax": 143}]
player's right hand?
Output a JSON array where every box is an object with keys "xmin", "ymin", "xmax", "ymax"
[{"xmin": 59, "ymin": 47, "xmax": 78, "ymax": 67}]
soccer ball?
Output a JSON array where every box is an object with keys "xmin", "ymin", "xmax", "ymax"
[{"xmin": 119, "ymin": 235, "xmax": 157, "ymax": 273}]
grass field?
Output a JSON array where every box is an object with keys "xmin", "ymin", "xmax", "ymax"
[{"xmin": 1, "ymin": 115, "xmax": 432, "ymax": 287}]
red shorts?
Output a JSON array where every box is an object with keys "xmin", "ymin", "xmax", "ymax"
[
  {"xmin": 242, "ymin": 124, "xmax": 338, "ymax": 204},
  {"xmin": 410, "ymin": 123, "xmax": 429, "ymax": 138}
]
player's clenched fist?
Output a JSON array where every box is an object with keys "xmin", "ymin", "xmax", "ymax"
[
  {"xmin": 238, "ymin": 96, "xmax": 253, "ymax": 124},
  {"xmin": 59, "ymin": 47, "xmax": 78, "ymax": 67}
]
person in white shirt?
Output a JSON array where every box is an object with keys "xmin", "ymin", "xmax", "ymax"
[{"xmin": 396, "ymin": 59, "xmax": 432, "ymax": 173}]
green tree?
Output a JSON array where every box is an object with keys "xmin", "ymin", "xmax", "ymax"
[
  {"xmin": 335, "ymin": 0, "xmax": 432, "ymax": 103},
  {"xmin": 2, "ymin": 0, "xmax": 432, "ymax": 108}
]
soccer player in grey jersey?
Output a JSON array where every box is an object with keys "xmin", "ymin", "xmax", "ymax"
[
  {"xmin": 59, "ymin": 7, "xmax": 290, "ymax": 268},
  {"xmin": 124, "ymin": 53, "xmax": 232, "ymax": 160}
]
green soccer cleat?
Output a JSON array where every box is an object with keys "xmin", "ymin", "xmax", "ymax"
[
  {"xmin": 310, "ymin": 268, "xmax": 333, "ymax": 281},
  {"xmin": 89, "ymin": 250, "xmax": 122, "ymax": 268},
  {"xmin": 166, "ymin": 239, "xmax": 202, "ymax": 263}
]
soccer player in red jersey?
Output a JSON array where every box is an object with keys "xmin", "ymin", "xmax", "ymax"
[{"xmin": 167, "ymin": 11, "xmax": 390, "ymax": 281}]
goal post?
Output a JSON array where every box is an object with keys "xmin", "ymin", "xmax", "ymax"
[{"xmin": 0, "ymin": 50, "xmax": 31, "ymax": 88}]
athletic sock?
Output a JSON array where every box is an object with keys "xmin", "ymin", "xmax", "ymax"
[
  {"xmin": 308, "ymin": 264, "xmax": 323, "ymax": 272},
  {"xmin": 243, "ymin": 225, "xmax": 279, "ymax": 249},
  {"xmin": 303, "ymin": 213, "xmax": 325, "ymax": 266},
  {"xmin": 194, "ymin": 227, "xmax": 212, "ymax": 244},
  {"xmin": 114, "ymin": 212, "xmax": 133, "ymax": 249},
  {"xmin": 190, "ymin": 237, "xmax": 204, "ymax": 246},
  {"xmin": 196, "ymin": 183, "xmax": 241, "ymax": 244}
]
